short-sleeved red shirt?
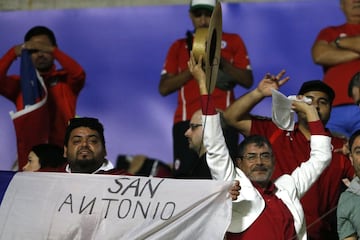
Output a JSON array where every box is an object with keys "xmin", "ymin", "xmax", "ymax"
[
  {"xmin": 314, "ymin": 23, "xmax": 360, "ymax": 106},
  {"xmin": 162, "ymin": 32, "xmax": 251, "ymax": 123}
]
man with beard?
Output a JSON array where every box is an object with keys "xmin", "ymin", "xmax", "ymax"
[
  {"xmin": 183, "ymin": 109, "xmax": 238, "ymax": 179},
  {"xmin": 62, "ymin": 117, "xmax": 127, "ymax": 174},
  {"xmin": 60, "ymin": 116, "xmax": 241, "ymax": 202},
  {"xmin": 223, "ymin": 72, "xmax": 355, "ymax": 239}
]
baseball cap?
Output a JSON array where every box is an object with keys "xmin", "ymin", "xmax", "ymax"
[
  {"xmin": 190, "ymin": 0, "xmax": 216, "ymax": 11},
  {"xmin": 298, "ymin": 80, "xmax": 335, "ymax": 104}
]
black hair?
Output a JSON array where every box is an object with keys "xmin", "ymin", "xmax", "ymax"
[
  {"xmin": 24, "ymin": 26, "xmax": 57, "ymax": 46},
  {"xmin": 237, "ymin": 135, "xmax": 273, "ymax": 159},
  {"xmin": 298, "ymin": 80, "xmax": 335, "ymax": 104},
  {"xmin": 31, "ymin": 143, "xmax": 66, "ymax": 169},
  {"xmin": 348, "ymin": 72, "xmax": 360, "ymax": 98},
  {"xmin": 64, "ymin": 117, "xmax": 105, "ymax": 147},
  {"xmin": 349, "ymin": 129, "xmax": 360, "ymax": 152}
]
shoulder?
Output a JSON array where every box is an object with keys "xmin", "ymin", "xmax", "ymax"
[
  {"xmin": 170, "ymin": 38, "xmax": 187, "ymax": 46},
  {"xmin": 337, "ymin": 191, "xmax": 355, "ymax": 213},
  {"xmin": 317, "ymin": 23, "xmax": 347, "ymax": 36},
  {"xmin": 222, "ymin": 32, "xmax": 243, "ymax": 42}
]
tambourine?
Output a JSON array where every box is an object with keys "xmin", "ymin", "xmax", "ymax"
[{"xmin": 192, "ymin": 2, "xmax": 222, "ymax": 94}]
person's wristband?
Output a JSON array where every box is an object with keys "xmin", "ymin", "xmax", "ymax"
[{"xmin": 335, "ymin": 37, "xmax": 342, "ymax": 49}]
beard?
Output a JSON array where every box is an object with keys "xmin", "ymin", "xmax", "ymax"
[{"xmin": 69, "ymin": 157, "xmax": 103, "ymax": 174}]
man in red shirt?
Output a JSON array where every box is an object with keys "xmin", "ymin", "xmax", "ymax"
[
  {"xmin": 224, "ymin": 71, "xmax": 354, "ymax": 239},
  {"xmin": 159, "ymin": 0, "xmax": 253, "ymax": 178},
  {"xmin": 0, "ymin": 25, "xmax": 85, "ymax": 169},
  {"xmin": 312, "ymin": 0, "xmax": 360, "ymax": 138}
]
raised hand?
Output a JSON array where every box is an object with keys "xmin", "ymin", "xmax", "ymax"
[{"xmin": 257, "ymin": 70, "xmax": 290, "ymax": 97}]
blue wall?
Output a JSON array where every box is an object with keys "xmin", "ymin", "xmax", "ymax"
[{"xmin": 0, "ymin": 1, "xmax": 344, "ymax": 170}]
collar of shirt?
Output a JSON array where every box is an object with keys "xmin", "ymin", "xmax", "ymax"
[
  {"xmin": 65, "ymin": 160, "xmax": 114, "ymax": 174},
  {"xmin": 252, "ymin": 181, "xmax": 277, "ymax": 196}
]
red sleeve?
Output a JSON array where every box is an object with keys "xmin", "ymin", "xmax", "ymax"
[
  {"xmin": 201, "ymin": 95, "xmax": 217, "ymax": 115},
  {"xmin": 161, "ymin": 39, "xmax": 189, "ymax": 75},
  {"xmin": 314, "ymin": 25, "xmax": 343, "ymax": 43},
  {"xmin": 308, "ymin": 120, "xmax": 329, "ymax": 136},
  {"xmin": 53, "ymin": 48, "xmax": 85, "ymax": 93},
  {"xmin": 226, "ymin": 33, "xmax": 251, "ymax": 69},
  {"xmin": 0, "ymin": 47, "xmax": 21, "ymax": 101}
]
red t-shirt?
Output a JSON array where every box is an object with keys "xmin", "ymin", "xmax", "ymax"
[
  {"xmin": 314, "ymin": 23, "xmax": 360, "ymax": 106},
  {"xmin": 227, "ymin": 181, "xmax": 296, "ymax": 240},
  {"xmin": 162, "ymin": 32, "xmax": 251, "ymax": 123}
]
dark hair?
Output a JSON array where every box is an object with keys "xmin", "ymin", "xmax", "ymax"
[
  {"xmin": 349, "ymin": 129, "xmax": 360, "ymax": 152},
  {"xmin": 64, "ymin": 117, "xmax": 106, "ymax": 147},
  {"xmin": 348, "ymin": 72, "xmax": 360, "ymax": 98},
  {"xmin": 237, "ymin": 135, "xmax": 273, "ymax": 158},
  {"xmin": 298, "ymin": 80, "xmax": 335, "ymax": 104},
  {"xmin": 31, "ymin": 143, "xmax": 66, "ymax": 169},
  {"xmin": 24, "ymin": 26, "xmax": 57, "ymax": 46}
]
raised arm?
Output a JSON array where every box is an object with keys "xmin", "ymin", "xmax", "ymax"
[
  {"xmin": 188, "ymin": 51, "xmax": 265, "ymax": 233},
  {"xmin": 223, "ymin": 70, "xmax": 289, "ymax": 136},
  {"xmin": 287, "ymin": 100, "xmax": 332, "ymax": 197}
]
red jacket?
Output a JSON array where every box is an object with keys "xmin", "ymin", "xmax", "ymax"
[{"xmin": 0, "ymin": 47, "xmax": 85, "ymax": 169}]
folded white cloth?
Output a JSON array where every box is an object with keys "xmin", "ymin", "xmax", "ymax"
[{"xmin": 271, "ymin": 89, "xmax": 295, "ymax": 131}]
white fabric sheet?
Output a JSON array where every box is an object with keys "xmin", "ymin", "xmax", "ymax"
[{"xmin": 0, "ymin": 172, "xmax": 232, "ymax": 240}]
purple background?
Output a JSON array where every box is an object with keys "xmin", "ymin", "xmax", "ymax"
[{"xmin": 0, "ymin": 1, "xmax": 343, "ymax": 170}]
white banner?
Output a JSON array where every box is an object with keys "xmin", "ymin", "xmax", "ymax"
[{"xmin": 0, "ymin": 172, "xmax": 232, "ymax": 240}]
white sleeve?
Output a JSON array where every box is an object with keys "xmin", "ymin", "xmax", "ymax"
[
  {"xmin": 290, "ymin": 135, "xmax": 332, "ymax": 198},
  {"xmin": 203, "ymin": 113, "xmax": 265, "ymax": 233}
]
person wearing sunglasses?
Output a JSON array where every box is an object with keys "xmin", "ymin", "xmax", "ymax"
[{"xmin": 159, "ymin": 0, "xmax": 253, "ymax": 179}]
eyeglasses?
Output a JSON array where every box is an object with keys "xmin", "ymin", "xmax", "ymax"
[
  {"xmin": 189, "ymin": 123, "xmax": 202, "ymax": 131},
  {"xmin": 240, "ymin": 152, "xmax": 272, "ymax": 162},
  {"xmin": 191, "ymin": 9, "xmax": 213, "ymax": 18}
]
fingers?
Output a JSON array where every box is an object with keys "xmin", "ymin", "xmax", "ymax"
[
  {"xmin": 229, "ymin": 180, "xmax": 241, "ymax": 201},
  {"xmin": 269, "ymin": 70, "xmax": 289, "ymax": 86}
]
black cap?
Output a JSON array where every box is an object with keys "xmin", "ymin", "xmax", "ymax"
[{"xmin": 298, "ymin": 80, "xmax": 335, "ymax": 104}]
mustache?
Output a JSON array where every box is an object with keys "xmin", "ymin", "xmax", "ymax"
[
  {"xmin": 251, "ymin": 165, "xmax": 268, "ymax": 172},
  {"xmin": 77, "ymin": 146, "xmax": 92, "ymax": 154}
]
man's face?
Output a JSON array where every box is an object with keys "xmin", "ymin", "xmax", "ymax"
[
  {"xmin": 297, "ymin": 90, "xmax": 331, "ymax": 125},
  {"xmin": 64, "ymin": 127, "xmax": 106, "ymax": 173},
  {"xmin": 189, "ymin": 8, "xmax": 213, "ymax": 29},
  {"xmin": 350, "ymin": 135, "xmax": 360, "ymax": 178},
  {"xmin": 341, "ymin": 0, "xmax": 360, "ymax": 23},
  {"xmin": 184, "ymin": 111, "xmax": 203, "ymax": 154},
  {"xmin": 29, "ymin": 35, "xmax": 54, "ymax": 72},
  {"xmin": 237, "ymin": 143, "xmax": 274, "ymax": 188}
]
